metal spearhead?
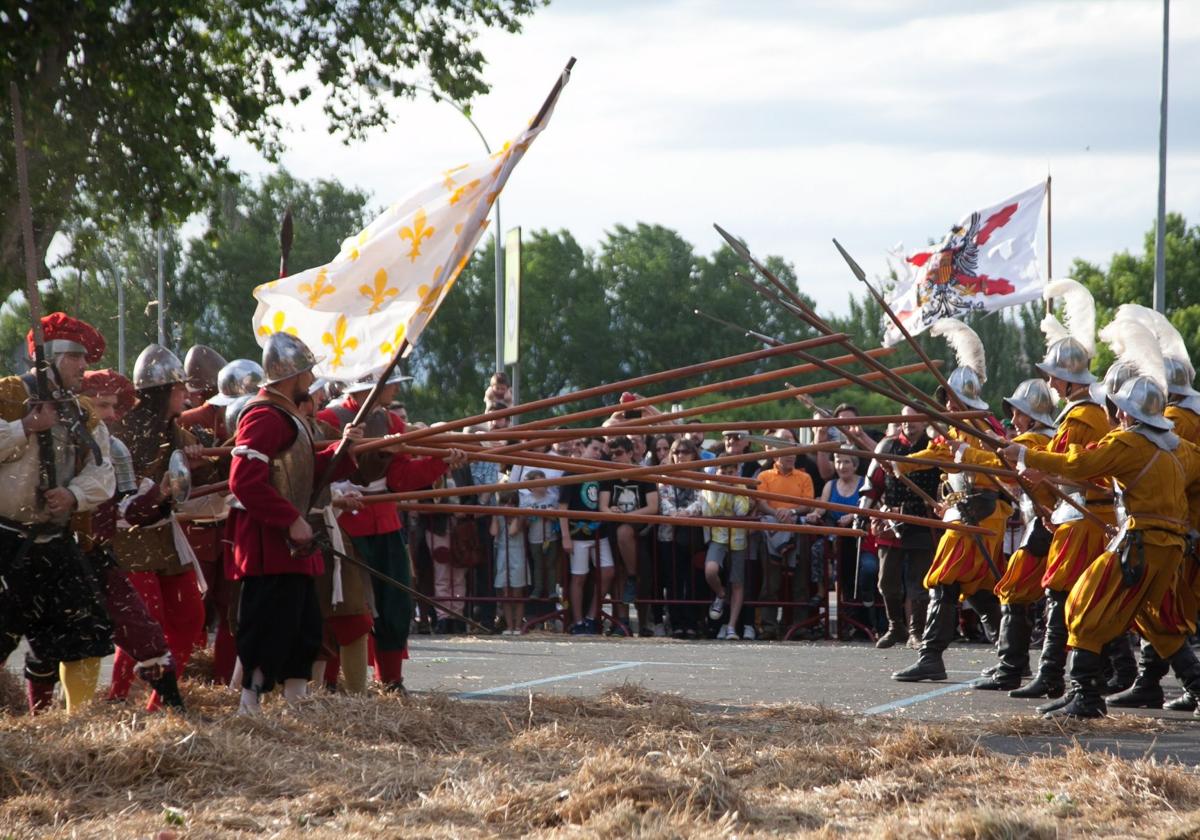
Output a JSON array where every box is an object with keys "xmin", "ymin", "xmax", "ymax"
[
  {"xmin": 278, "ymin": 209, "xmax": 294, "ymax": 279},
  {"xmin": 832, "ymin": 238, "xmax": 870, "ymax": 285}
]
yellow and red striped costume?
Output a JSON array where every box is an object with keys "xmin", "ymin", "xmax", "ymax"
[
  {"xmin": 1025, "ymin": 430, "xmax": 1200, "ymax": 658},
  {"xmin": 1166, "ymin": 403, "xmax": 1200, "ymax": 446},
  {"xmin": 1165, "ymin": 402, "xmax": 1200, "ymax": 630},
  {"xmin": 960, "ymin": 429, "xmax": 1055, "ymax": 605},
  {"xmin": 1039, "ymin": 401, "xmax": 1115, "ymax": 592},
  {"xmin": 910, "ymin": 421, "xmax": 1012, "ymax": 598}
]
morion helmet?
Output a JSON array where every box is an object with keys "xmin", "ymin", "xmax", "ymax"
[
  {"xmin": 931, "ymin": 319, "xmax": 989, "ymax": 411},
  {"xmin": 1109, "ymin": 375, "xmax": 1173, "ymax": 431},
  {"xmin": 345, "ymin": 370, "xmax": 413, "ymax": 394},
  {"xmin": 1002, "ymin": 379, "xmax": 1058, "ymax": 429},
  {"xmin": 1113, "ymin": 303, "xmax": 1199, "ymax": 399},
  {"xmin": 1098, "ymin": 314, "xmax": 1170, "ymax": 428},
  {"xmin": 183, "ymin": 345, "xmax": 228, "ymax": 394},
  {"xmin": 211, "ymin": 359, "xmax": 265, "ymax": 407},
  {"xmin": 261, "ymin": 332, "xmax": 321, "ymax": 386},
  {"xmin": 132, "ymin": 344, "xmax": 185, "ymax": 391},
  {"xmin": 1037, "ymin": 279, "xmax": 1097, "ymax": 385}
]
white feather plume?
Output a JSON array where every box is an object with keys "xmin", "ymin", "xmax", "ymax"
[
  {"xmin": 1099, "ymin": 316, "xmax": 1167, "ymax": 394},
  {"xmin": 1042, "ymin": 278, "xmax": 1096, "ymax": 356},
  {"xmin": 1114, "ymin": 303, "xmax": 1194, "ymax": 377},
  {"xmin": 1040, "ymin": 313, "xmax": 1071, "ymax": 347},
  {"xmin": 930, "ymin": 318, "xmax": 986, "ymax": 383}
]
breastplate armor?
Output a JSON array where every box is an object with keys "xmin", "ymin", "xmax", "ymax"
[{"xmin": 270, "ymin": 410, "xmax": 316, "ymax": 512}]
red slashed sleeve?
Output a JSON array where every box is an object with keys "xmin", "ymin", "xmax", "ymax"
[
  {"xmin": 384, "ymin": 414, "xmax": 447, "ymax": 491},
  {"xmin": 315, "ymin": 438, "xmax": 359, "ymax": 483},
  {"xmin": 229, "ymin": 405, "xmax": 304, "ymax": 529}
]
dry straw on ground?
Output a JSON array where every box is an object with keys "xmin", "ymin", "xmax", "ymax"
[{"xmin": 2, "ymin": 680, "xmax": 1199, "ymax": 838}]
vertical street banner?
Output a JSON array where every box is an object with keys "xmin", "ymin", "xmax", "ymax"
[
  {"xmin": 883, "ymin": 182, "xmax": 1047, "ymax": 345},
  {"xmin": 250, "ymin": 67, "xmax": 570, "ymax": 380},
  {"xmin": 503, "ymin": 226, "xmax": 521, "ymax": 366}
]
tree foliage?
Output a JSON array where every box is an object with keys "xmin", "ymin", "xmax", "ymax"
[
  {"xmin": 1072, "ymin": 212, "xmax": 1200, "ymax": 372},
  {"xmin": 0, "ymin": 170, "xmax": 371, "ymax": 375},
  {"xmin": 9, "ymin": 160, "xmax": 1199, "ymax": 442},
  {"xmin": 0, "ymin": 0, "xmax": 543, "ymax": 299},
  {"xmin": 176, "ymin": 170, "xmax": 373, "ymax": 358}
]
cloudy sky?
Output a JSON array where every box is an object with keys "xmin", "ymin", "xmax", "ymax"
[{"xmin": 219, "ymin": 0, "xmax": 1198, "ymax": 316}]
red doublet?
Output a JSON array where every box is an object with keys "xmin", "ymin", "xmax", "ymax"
[
  {"xmin": 226, "ymin": 403, "xmax": 355, "ymax": 579},
  {"xmin": 180, "ymin": 401, "xmax": 228, "ymax": 444},
  {"xmin": 317, "ymin": 398, "xmax": 447, "ymax": 537}
]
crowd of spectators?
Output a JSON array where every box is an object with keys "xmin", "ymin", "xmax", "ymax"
[{"xmin": 397, "ymin": 372, "xmax": 1014, "ymax": 642}]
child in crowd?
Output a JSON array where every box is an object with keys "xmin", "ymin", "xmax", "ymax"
[
  {"xmin": 484, "ymin": 371, "xmax": 512, "ymax": 409},
  {"xmin": 702, "ymin": 462, "xmax": 753, "ymax": 640},
  {"xmin": 520, "ymin": 471, "xmax": 561, "ymax": 612},
  {"xmin": 490, "ymin": 489, "xmax": 528, "ymax": 635},
  {"xmin": 559, "ymin": 437, "xmax": 611, "ymax": 635}
]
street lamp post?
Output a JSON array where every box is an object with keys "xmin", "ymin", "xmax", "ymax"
[
  {"xmin": 156, "ymin": 228, "xmax": 166, "ymax": 345},
  {"xmin": 1154, "ymin": 0, "xmax": 1170, "ymax": 313},
  {"xmin": 102, "ymin": 250, "xmax": 126, "ymax": 375}
]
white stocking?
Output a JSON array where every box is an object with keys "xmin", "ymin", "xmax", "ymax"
[
  {"xmin": 283, "ymin": 678, "xmax": 308, "ymax": 703},
  {"xmin": 237, "ymin": 668, "xmax": 265, "ymax": 716}
]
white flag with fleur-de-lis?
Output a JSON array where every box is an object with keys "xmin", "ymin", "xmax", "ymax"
[{"xmin": 250, "ymin": 69, "xmax": 569, "ymax": 381}]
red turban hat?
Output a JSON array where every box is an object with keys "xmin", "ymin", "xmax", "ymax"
[
  {"xmin": 81, "ymin": 368, "xmax": 135, "ymax": 413},
  {"xmin": 28, "ymin": 312, "xmax": 105, "ymax": 363}
]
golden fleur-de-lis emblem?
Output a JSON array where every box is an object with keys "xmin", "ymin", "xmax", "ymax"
[
  {"xmin": 398, "ymin": 208, "xmax": 435, "ymax": 262},
  {"xmin": 256, "ymin": 310, "xmax": 297, "ymax": 338},
  {"xmin": 298, "ymin": 268, "xmax": 336, "ymax": 307},
  {"xmin": 254, "ymin": 278, "xmax": 281, "ymax": 295},
  {"xmin": 379, "ymin": 323, "xmax": 407, "ymax": 358},
  {"xmin": 359, "ymin": 268, "xmax": 399, "ymax": 314},
  {"xmin": 415, "ymin": 282, "xmax": 442, "ymax": 319},
  {"xmin": 448, "ymin": 178, "xmax": 481, "ymax": 206},
  {"xmin": 321, "ymin": 314, "xmax": 359, "ymax": 370}
]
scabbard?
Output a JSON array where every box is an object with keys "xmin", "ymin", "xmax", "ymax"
[{"xmin": 1119, "ymin": 531, "xmax": 1146, "ymax": 589}]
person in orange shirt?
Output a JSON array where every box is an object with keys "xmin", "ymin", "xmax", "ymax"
[{"xmin": 753, "ymin": 427, "xmax": 816, "ymax": 638}]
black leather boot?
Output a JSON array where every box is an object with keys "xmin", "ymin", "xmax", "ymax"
[
  {"xmin": 1012, "ymin": 589, "xmax": 1068, "ymax": 700},
  {"xmin": 1044, "ymin": 648, "xmax": 1107, "ymax": 719},
  {"xmin": 967, "ymin": 589, "xmax": 1002, "ymax": 644},
  {"xmin": 1165, "ymin": 692, "xmax": 1198, "ymax": 712},
  {"xmin": 875, "ymin": 597, "xmax": 907, "ymax": 649},
  {"xmin": 1102, "ymin": 633, "xmax": 1139, "ymax": 695},
  {"xmin": 1165, "ymin": 645, "xmax": 1200, "ymax": 718},
  {"xmin": 1108, "ymin": 642, "xmax": 1170, "ymax": 708},
  {"xmin": 147, "ymin": 670, "xmax": 187, "ymax": 711},
  {"xmin": 907, "ymin": 597, "xmax": 928, "ymax": 650},
  {"xmin": 976, "ymin": 603, "xmax": 1032, "ymax": 691},
  {"xmin": 893, "ymin": 584, "xmax": 958, "ymax": 682}
]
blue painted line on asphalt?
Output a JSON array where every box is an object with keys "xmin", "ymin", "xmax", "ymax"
[
  {"xmin": 454, "ymin": 661, "xmax": 644, "ymax": 699},
  {"xmin": 863, "ymin": 678, "xmax": 986, "ymax": 716}
]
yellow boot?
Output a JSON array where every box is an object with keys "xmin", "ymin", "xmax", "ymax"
[
  {"xmin": 59, "ymin": 658, "xmax": 102, "ymax": 713},
  {"xmin": 340, "ymin": 634, "xmax": 369, "ymax": 695}
]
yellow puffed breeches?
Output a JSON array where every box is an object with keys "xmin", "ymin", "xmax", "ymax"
[
  {"xmin": 1042, "ymin": 513, "xmax": 1114, "ymax": 592},
  {"xmin": 1065, "ymin": 539, "xmax": 1189, "ymax": 657},
  {"xmin": 995, "ymin": 547, "xmax": 1046, "ymax": 605},
  {"xmin": 924, "ymin": 503, "xmax": 1010, "ymax": 598}
]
